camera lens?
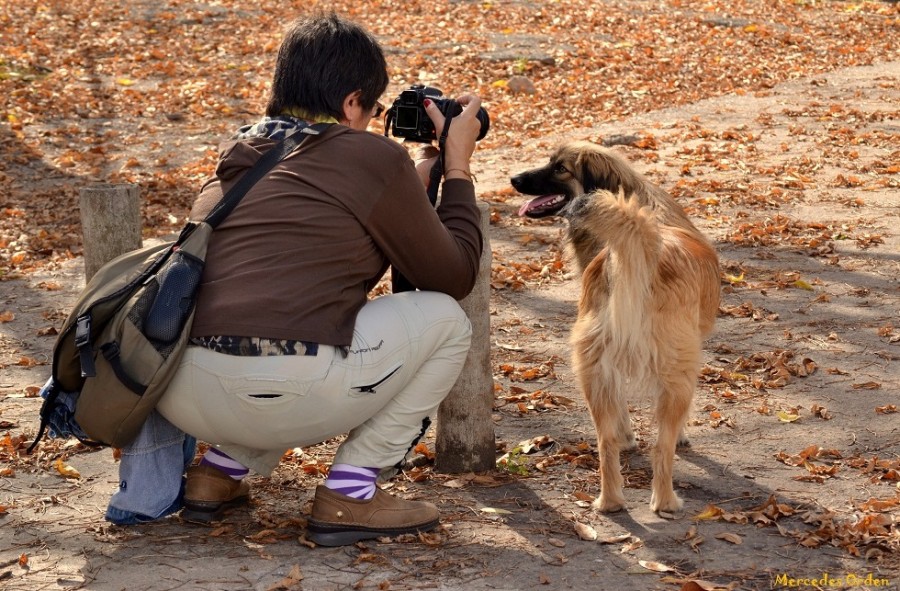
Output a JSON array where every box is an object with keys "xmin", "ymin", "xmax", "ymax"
[{"xmin": 475, "ymin": 108, "xmax": 491, "ymax": 141}]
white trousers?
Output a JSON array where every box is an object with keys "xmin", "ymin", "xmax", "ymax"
[{"xmin": 157, "ymin": 291, "xmax": 472, "ymax": 475}]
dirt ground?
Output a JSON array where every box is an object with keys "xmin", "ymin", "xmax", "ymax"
[{"xmin": 1, "ymin": 55, "xmax": 899, "ymax": 591}]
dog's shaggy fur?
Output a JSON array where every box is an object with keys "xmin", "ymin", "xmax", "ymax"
[{"xmin": 511, "ymin": 141, "xmax": 720, "ymax": 513}]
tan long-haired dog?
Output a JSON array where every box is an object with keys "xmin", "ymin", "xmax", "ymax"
[{"xmin": 511, "ymin": 141, "xmax": 720, "ymax": 513}]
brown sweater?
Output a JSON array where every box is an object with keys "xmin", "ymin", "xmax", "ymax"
[{"xmin": 188, "ymin": 125, "xmax": 483, "ymax": 347}]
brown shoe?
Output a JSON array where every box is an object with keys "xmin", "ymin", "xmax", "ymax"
[
  {"xmin": 307, "ymin": 485, "xmax": 440, "ymax": 546},
  {"xmin": 182, "ymin": 465, "xmax": 250, "ymax": 522}
]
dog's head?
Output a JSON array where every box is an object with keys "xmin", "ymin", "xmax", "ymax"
[{"xmin": 511, "ymin": 141, "xmax": 643, "ymax": 219}]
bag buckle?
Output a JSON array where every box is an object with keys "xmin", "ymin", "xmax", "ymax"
[{"xmin": 75, "ymin": 314, "xmax": 97, "ymax": 377}]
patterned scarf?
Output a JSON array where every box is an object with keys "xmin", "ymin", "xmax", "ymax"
[
  {"xmin": 234, "ymin": 109, "xmax": 339, "ymax": 141},
  {"xmin": 233, "ymin": 115, "xmax": 309, "ymax": 141}
]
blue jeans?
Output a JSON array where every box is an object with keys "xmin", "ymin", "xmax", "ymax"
[{"xmin": 105, "ymin": 411, "xmax": 196, "ymax": 525}]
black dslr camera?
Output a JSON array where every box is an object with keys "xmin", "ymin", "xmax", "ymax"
[{"xmin": 384, "ymin": 85, "xmax": 490, "ymax": 143}]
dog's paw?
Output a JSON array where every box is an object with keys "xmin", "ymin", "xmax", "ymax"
[
  {"xmin": 649, "ymin": 490, "xmax": 684, "ymax": 514},
  {"xmin": 676, "ymin": 435, "xmax": 691, "ymax": 449},
  {"xmin": 593, "ymin": 492, "xmax": 626, "ymax": 513}
]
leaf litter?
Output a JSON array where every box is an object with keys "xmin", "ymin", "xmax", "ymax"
[{"xmin": 1, "ymin": 0, "xmax": 898, "ymax": 589}]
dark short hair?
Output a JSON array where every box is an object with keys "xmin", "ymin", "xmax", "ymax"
[{"xmin": 266, "ymin": 13, "xmax": 389, "ymax": 120}]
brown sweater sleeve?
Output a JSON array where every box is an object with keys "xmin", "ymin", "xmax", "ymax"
[{"xmin": 365, "ymin": 160, "xmax": 483, "ymax": 300}]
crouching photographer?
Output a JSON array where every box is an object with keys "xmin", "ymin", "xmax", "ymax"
[{"xmin": 153, "ymin": 12, "xmax": 484, "ymax": 546}]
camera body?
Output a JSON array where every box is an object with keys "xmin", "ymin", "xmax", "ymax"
[{"xmin": 384, "ymin": 85, "xmax": 489, "ymax": 143}]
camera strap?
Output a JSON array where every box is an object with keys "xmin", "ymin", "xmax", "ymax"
[
  {"xmin": 425, "ymin": 114, "xmax": 452, "ymax": 206},
  {"xmin": 394, "ymin": 115, "xmax": 451, "ymax": 293}
]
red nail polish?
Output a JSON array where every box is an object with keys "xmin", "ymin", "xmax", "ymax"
[{"xmin": 423, "ymin": 99, "xmax": 432, "ymax": 107}]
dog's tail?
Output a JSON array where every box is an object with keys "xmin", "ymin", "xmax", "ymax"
[{"xmin": 577, "ymin": 190, "xmax": 661, "ymax": 376}]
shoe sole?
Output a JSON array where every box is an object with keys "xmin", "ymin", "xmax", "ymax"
[
  {"xmin": 181, "ymin": 495, "xmax": 249, "ymax": 523},
  {"xmin": 306, "ymin": 518, "xmax": 440, "ymax": 547}
]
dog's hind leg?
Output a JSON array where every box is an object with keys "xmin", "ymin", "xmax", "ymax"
[
  {"xmin": 649, "ymin": 374, "xmax": 694, "ymax": 514},
  {"xmin": 586, "ymin": 389, "xmax": 627, "ymax": 513},
  {"xmin": 594, "ymin": 433, "xmax": 626, "ymax": 513}
]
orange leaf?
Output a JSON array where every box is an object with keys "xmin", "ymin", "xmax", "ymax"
[
  {"xmin": 0, "ymin": 433, "xmax": 13, "ymax": 451},
  {"xmin": 859, "ymin": 497, "xmax": 900, "ymax": 512},
  {"xmin": 54, "ymin": 458, "xmax": 81, "ymax": 479},
  {"xmin": 413, "ymin": 442, "xmax": 435, "ymax": 460},
  {"xmin": 694, "ymin": 504, "xmax": 724, "ymax": 520}
]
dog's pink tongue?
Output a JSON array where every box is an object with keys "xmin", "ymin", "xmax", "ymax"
[{"xmin": 518, "ymin": 195, "xmax": 561, "ymax": 217}]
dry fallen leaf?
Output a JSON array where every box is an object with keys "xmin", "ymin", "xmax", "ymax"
[
  {"xmin": 248, "ymin": 529, "xmax": 280, "ymax": 543},
  {"xmin": 573, "ymin": 522, "xmax": 598, "ymax": 541},
  {"xmin": 266, "ymin": 564, "xmax": 303, "ymax": 591},
  {"xmin": 621, "ymin": 538, "xmax": 645, "ymax": 553},
  {"xmin": 715, "ymin": 532, "xmax": 743, "ymax": 545},
  {"xmin": 54, "ymin": 458, "xmax": 80, "ymax": 479},
  {"xmin": 209, "ymin": 525, "xmax": 233, "ymax": 537},
  {"xmin": 777, "ymin": 410, "xmax": 801, "ymax": 423},
  {"xmin": 639, "ymin": 559, "xmax": 676, "ymax": 573},
  {"xmin": 680, "ymin": 581, "xmax": 736, "ymax": 591},
  {"xmin": 695, "ymin": 504, "xmax": 724, "ymax": 520},
  {"xmin": 479, "ymin": 507, "xmax": 513, "ymax": 515},
  {"xmin": 858, "ymin": 496, "xmax": 900, "ymax": 512},
  {"xmin": 810, "ymin": 404, "xmax": 832, "ymax": 420},
  {"xmin": 598, "ymin": 533, "xmax": 632, "ymax": 544}
]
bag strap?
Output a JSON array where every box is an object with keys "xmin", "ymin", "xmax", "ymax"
[{"xmin": 203, "ymin": 122, "xmax": 332, "ymax": 229}]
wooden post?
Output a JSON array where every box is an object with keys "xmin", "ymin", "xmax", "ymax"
[
  {"xmin": 435, "ymin": 200, "xmax": 495, "ymax": 473},
  {"xmin": 79, "ymin": 184, "xmax": 142, "ymax": 280}
]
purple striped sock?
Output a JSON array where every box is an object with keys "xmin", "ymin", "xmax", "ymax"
[
  {"xmin": 199, "ymin": 447, "xmax": 249, "ymax": 481},
  {"xmin": 324, "ymin": 464, "xmax": 379, "ymax": 500}
]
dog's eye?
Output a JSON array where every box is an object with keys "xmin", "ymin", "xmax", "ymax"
[{"xmin": 554, "ymin": 163, "xmax": 570, "ymax": 176}]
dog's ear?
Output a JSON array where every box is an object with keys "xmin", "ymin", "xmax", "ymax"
[{"xmin": 576, "ymin": 147, "xmax": 640, "ymax": 195}]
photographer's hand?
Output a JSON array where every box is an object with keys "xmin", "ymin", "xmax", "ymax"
[
  {"xmin": 410, "ymin": 144, "xmax": 440, "ymax": 188},
  {"xmin": 424, "ymin": 94, "xmax": 482, "ymax": 181}
]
